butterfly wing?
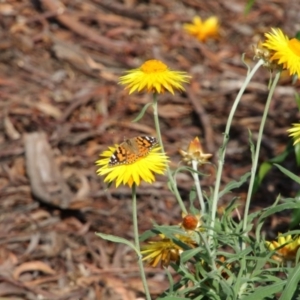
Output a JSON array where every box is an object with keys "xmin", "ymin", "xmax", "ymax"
[
  {"xmin": 108, "ymin": 144, "xmax": 128, "ymax": 166},
  {"xmin": 136, "ymin": 136, "xmax": 158, "ymax": 157}
]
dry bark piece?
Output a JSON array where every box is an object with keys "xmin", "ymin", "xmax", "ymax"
[
  {"xmin": 40, "ymin": 0, "xmax": 134, "ymax": 54},
  {"xmin": 13, "ymin": 261, "xmax": 56, "ymax": 280},
  {"xmin": 24, "ymin": 132, "xmax": 72, "ymax": 208}
]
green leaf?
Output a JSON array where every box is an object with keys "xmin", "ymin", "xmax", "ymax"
[
  {"xmin": 258, "ymin": 201, "xmax": 300, "ymax": 223},
  {"xmin": 95, "ymin": 232, "xmax": 138, "ymax": 253},
  {"xmin": 132, "ymin": 102, "xmax": 153, "ymax": 122},
  {"xmin": 290, "ymin": 191, "xmax": 300, "ymax": 229},
  {"xmin": 257, "ymin": 162, "xmax": 272, "ymax": 185},
  {"xmin": 218, "ymin": 172, "xmax": 251, "ymax": 198},
  {"xmin": 291, "ymin": 209, "xmax": 300, "ymax": 229},
  {"xmin": 219, "ymin": 277, "xmax": 235, "ymax": 298},
  {"xmin": 164, "ymin": 267, "xmax": 175, "ymax": 294},
  {"xmin": 274, "ymin": 163, "xmax": 300, "ymax": 184},
  {"xmin": 154, "ymin": 225, "xmax": 185, "ymax": 236},
  {"xmin": 180, "ymin": 248, "xmax": 202, "ymax": 264},
  {"xmin": 139, "ymin": 228, "xmax": 159, "ymax": 242},
  {"xmin": 294, "ymin": 93, "xmax": 300, "ymax": 112},
  {"xmin": 279, "ymin": 264, "xmax": 300, "ymax": 300},
  {"xmin": 248, "ymin": 129, "xmax": 255, "ymax": 161},
  {"xmin": 295, "ymin": 142, "xmax": 300, "ymax": 166},
  {"xmin": 189, "ymin": 187, "xmax": 196, "ymax": 203},
  {"xmin": 253, "ymin": 141, "xmax": 294, "ymax": 193},
  {"xmin": 158, "ymin": 297, "xmax": 190, "ymax": 300},
  {"xmin": 244, "ymin": 0, "xmax": 256, "ymax": 14},
  {"xmin": 242, "ymin": 281, "xmax": 285, "ymax": 300}
]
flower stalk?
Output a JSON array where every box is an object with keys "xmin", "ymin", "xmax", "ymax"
[
  {"xmin": 208, "ymin": 59, "xmax": 264, "ymax": 243},
  {"xmin": 152, "ymin": 94, "xmax": 187, "ymax": 214},
  {"xmin": 191, "ymin": 160, "xmax": 206, "ymax": 213},
  {"xmin": 242, "ymin": 71, "xmax": 281, "ymax": 246},
  {"xmin": 131, "ymin": 184, "xmax": 151, "ymax": 300}
]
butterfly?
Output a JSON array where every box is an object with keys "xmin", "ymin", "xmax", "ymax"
[{"xmin": 108, "ymin": 136, "xmax": 158, "ymax": 166}]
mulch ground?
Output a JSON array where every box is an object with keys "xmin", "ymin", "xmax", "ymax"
[{"xmin": 1, "ymin": 0, "xmax": 300, "ymax": 299}]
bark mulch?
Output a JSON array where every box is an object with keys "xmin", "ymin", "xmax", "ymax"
[{"xmin": 0, "ymin": 0, "xmax": 300, "ymax": 299}]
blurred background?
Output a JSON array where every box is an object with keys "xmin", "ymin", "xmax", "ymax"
[{"xmin": 0, "ymin": 0, "xmax": 299, "ymax": 299}]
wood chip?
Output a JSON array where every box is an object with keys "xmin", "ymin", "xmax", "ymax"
[{"xmin": 24, "ymin": 131, "xmax": 73, "ymax": 208}]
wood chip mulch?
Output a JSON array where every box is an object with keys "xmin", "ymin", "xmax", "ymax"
[{"xmin": 0, "ymin": 0, "xmax": 300, "ymax": 299}]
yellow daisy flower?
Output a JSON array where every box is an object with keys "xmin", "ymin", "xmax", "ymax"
[
  {"xmin": 119, "ymin": 59, "xmax": 191, "ymax": 95},
  {"xmin": 266, "ymin": 234, "xmax": 300, "ymax": 262},
  {"xmin": 263, "ymin": 28, "xmax": 300, "ymax": 78},
  {"xmin": 141, "ymin": 234, "xmax": 197, "ymax": 267},
  {"xmin": 96, "ymin": 136, "xmax": 169, "ymax": 187},
  {"xmin": 183, "ymin": 16, "xmax": 219, "ymax": 42},
  {"xmin": 287, "ymin": 123, "xmax": 300, "ymax": 145}
]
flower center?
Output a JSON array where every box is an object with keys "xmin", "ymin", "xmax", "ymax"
[
  {"xmin": 288, "ymin": 38, "xmax": 300, "ymax": 56},
  {"xmin": 140, "ymin": 60, "xmax": 168, "ymax": 73}
]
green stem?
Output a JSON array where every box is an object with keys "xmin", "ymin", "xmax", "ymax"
[
  {"xmin": 198, "ymin": 231, "xmax": 217, "ymax": 271},
  {"xmin": 208, "ymin": 59, "xmax": 264, "ymax": 242},
  {"xmin": 192, "ymin": 160, "xmax": 206, "ymax": 213},
  {"xmin": 152, "ymin": 94, "xmax": 187, "ymax": 214},
  {"xmin": 242, "ymin": 71, "xmax": 281, "ymax": 246},
  {"xmin": 132, "ymin": 184, "xmax": 151, "ymax": 300}
]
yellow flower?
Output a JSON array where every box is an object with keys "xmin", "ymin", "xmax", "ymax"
[
  {"xmin": 141, "ymin": 234, "xmax": 197, "ymax": 267},
  {"xmin": 266, "ymin": 234, "xmax": 300, "ymax": 262},
  {"xmin": 287, "ymin": 123, "xmax": 300, "ymax": 145},
  {"xmin": 179, "ymin": 137, "xmax": 212, "ymax": 166},
  {"xmin": 119, "ymin": 59, "xmax": 191, "ymax": 95},
  {"xmin": 96, "ymin": 136, "xmax": 169, "ymax": 187},
  {"xmin": 183, "ymin": 16, "xmax": 219, "ymax": 42},
  {"xmin": 263, "ymin": 28, "xmax": 300, "ymax": 78}
]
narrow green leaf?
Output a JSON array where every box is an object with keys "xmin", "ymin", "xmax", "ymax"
[
  {"xmin": 242, "ymin": 281, "xmax": 285, "ymax": 300},
  {"xmin": 279, "ymin": 264, "xmax": 300, "ymax": 299},
  {"xmin": 268, "ymin": 142, "xmax": 293, "ymax": 163},
  {"xmin": 248, "ymin": 129, "xmax": 255, "ymax": 161},
  {"xmin": 291, "ymin": 209, "xmax": 300, "ymax": 229},
  {"xmin": 219, "ymin": 279, "xmax": 235, "ymax": 299},
  {"xmin": 164, "ymin": 267, "xmax": 175, "ymax": 294},
  {"xmin": 253, "ymin": 141, "xmax": 293, "ymax": 193},
  {"xmin": 158, "ymin": 297, "xmax": 190, "ymax": 300},
  {"xmin": 132, "ymin": 102, "xmax": 153, "ymax": 122},
  {"xmin": 139, "ymin": 228, "xmax": 159, "ymax": 242},
  {"xmin": 294, "ymin": 93, "xmax": 300, "ymax": 112},
  {"xmin": 244, "ymin": 0, "xmax": 256, "ymax": 14},
  {"xmin": 274, "ymin": 163, "xmax": 300, "ymax": 184},
  {"xmin": 258, "ymin": 201, "xmax": 300, "ymax": 223},
  {"xmin": 294, "ymin": 142, "xmax": 300, "ymax": 166},
  {"xmin": 95, "ymin": 232, "xmax": 138, "ymax": 253},
  {"xmin": 290, "ymin": 191, "xmax": 300, "ymax": 229},
  {"xmin": 180, "ymin": 248, "xmax": 202, "ymax": 264},
  {"xmin": 257, "ymin": 162, "xmax": 272, "ymax": 185},
  {"xmin": 154, "ymin": 225, "xmax": 186, "ymax": 236},
  {"xmin": 218, "ymin": 172, "xmax": 251, "ymax": 198}
]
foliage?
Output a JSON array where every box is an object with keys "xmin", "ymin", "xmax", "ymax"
[{"xmin": 96, "ymin": 27, "xmax": 300, "ymax": 299}]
